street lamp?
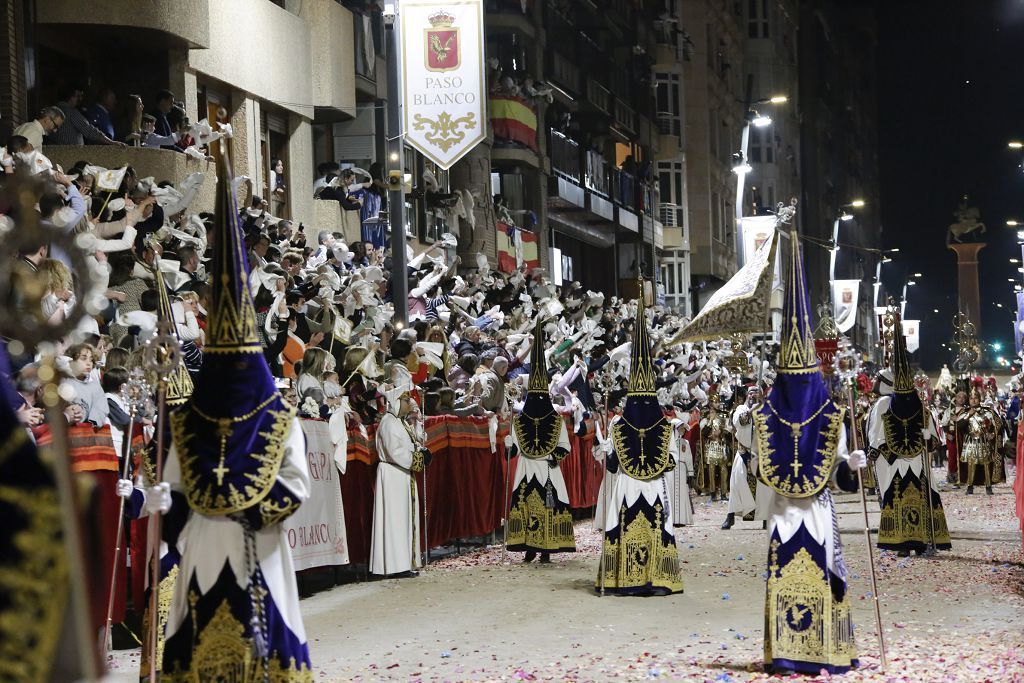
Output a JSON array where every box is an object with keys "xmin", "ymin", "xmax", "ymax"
[
  {"xmin": 735, "ymin": 85, "xmax": 788, "ymax": 266},
  {"xmin": 901, "ymin": 279, "xmax": 916, "ymax": 318},
  {"xmin": 1008, "ymin": 220, "xmax": 1019, "ymax": 227},
  {"xmin": 1010, "ymin": 141, "xmax": 1023, "ymax": 149},
  {"xmin": 830, "ymin": 199, "xmax": 867, "ymax": 283}
]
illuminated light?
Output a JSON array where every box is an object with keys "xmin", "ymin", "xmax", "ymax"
[
  {"xmin": 389, "ymin": 151, "xmax": 399, "ymax": 162},
  {"xmin": 907, "ymin": 280, "xmax": 917, "ymax": 286},
  {"xmin": 994, "ymin": 342, "xmax": 1003, "ymax": 351},
  {"xmin": 769, "ymin": 95, "xmax": 788, "ymax": 104},
  {"xmin": 1010, "ymin": 141, "xmax": 1024, "ymax": 149},
  {"xmin": 913, "ymin": 272, "xmax": 922, "ymax": 277},
  {"xmin": 997, "ymin": 303, "xmax": 1005, "ymax": 308},
  {"xmin": 731, "ymin": 161, "xmax": 752, "ymax": 175},
  {"xmin": 840, "ymin": 211, "xmax": 854, "ymax": 221},
  {"xmin": 752, "ymin": 114, "xmax": 772, "ymax": 127},
  {"xmin": 1011, "ymin": 258, "xmax": 1020, "ymax": 263},
  {"xmin": 850, "ymin": 199, "xmax": 866, "ymax": 208},
  {"xmin": 933, "ymin": 309, "xmax": 939, "ymax": 313},
  {"xmin": 1008, "ymin": 220, "xmax": 1020, "ymax": 227}
]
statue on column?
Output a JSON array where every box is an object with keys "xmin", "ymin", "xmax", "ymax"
[{"xmin": 947, "ymin": 196, "xmax": 987, "ymax": 245}]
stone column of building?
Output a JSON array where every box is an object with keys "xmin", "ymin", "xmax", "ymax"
[
  {"xmin": 948, "ymin": 242, "xmax": 985, "ymax": 330},
  {"xmin": 0, "ymin": 0, "xmax": 27, "ymax": 138}
]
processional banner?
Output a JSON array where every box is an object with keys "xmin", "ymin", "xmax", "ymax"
[
  {"xmin": 400, "ymin": 0, "xmax": 487, "ymax": 169},
  {"xmin": 673, "ymin": 228, "xmax": 778, "ymax": 342},
  {"xmin": 284, "ymin": 420, "xmax": 349, "ymax": 571},
  {"xmin": 832, "ymin": 279, "xmax": 860, "ymax": 334}
]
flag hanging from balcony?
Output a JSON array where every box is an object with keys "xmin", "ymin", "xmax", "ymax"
[
  {"xmin": 490, "ymin": 95, "xmax": 538, "ymax": 151},
  {"xmin": 401, "ymin": 0, "xmax": 487, "ymax": 169},
  {"xmin": 671, "ymin": 229, "xmax": 779, "ymax": 342}
]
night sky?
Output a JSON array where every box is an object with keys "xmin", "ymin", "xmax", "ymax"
[{"xmin": 875, "ymin": 0, "xmax": 1024, "ymax": 370}]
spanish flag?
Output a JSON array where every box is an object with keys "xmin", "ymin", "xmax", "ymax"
[{"xmin": 490, "ymin": 96, "xmax": 538, "ymax": 151}]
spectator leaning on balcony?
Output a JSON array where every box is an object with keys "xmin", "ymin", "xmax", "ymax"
[
  {"xmin": 120, "ymin": 94, "xmax": 145, "ymax": 145},
  {"xmin": 150, "ymin": 89, "xmax": 175, "ymax": 137},
  {"xmin": 87, "ymin": 87, "xmax": 118, "ymax": 140},
  {"xmin": 52, "ymin": 85, "xmax": 125, "ymax": 147},
  {"xmin": 135, "ymin": 114, "xmax": 180, "ymax": 149},
  {"xmin": 12, "ymin": 106, "xmax": 64, "ymax": 151}
]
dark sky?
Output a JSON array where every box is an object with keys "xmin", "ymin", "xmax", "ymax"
[{"xmin": 875, "ymin": 0, "xmax": 1024, "ymax": 370}]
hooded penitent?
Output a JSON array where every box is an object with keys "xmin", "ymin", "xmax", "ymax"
[
  {"xmin": 610, "ymin": 283, "xmax": 673, "ymax": 481},
  {"xmin": 755, "ymin": 234, "xmax": 843, "ymax": 498},
  {"xmin": 170, "ymin": 156, "xmax": 298, "ymax": 527},
  {"xmin": 0, "ymin": 342, "xmax": 67, "ymax": 681},
  {"xmin": 880, "ymin": 309, "xmax": 925, "ymax": 458},
  {"xmin": 512, "ymin": 316, "xmax": 564, "ymax": 459}
]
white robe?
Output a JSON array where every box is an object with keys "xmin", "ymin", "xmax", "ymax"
[
  {"xmin": 163, "ymin": 416, "xmax": 310, "ymax": 648},
  {"xmin": 755, "ymin": 424, "xmax": 851, "ymax": 580},
  {"xmin": 664, "ymin": 425, "xmax": 694, "ymax": 526},
  {"xmin": 369, "ymin": 412, "xmax": 422, "ymax": 575},
  {"xmin": 727, "ymin": 405, "xmax": 757, "ymax": 515}
]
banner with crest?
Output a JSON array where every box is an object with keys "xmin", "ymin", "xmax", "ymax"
[
  {"xmin": 400, "ymin": 0, "xmax": 487, "ymax": 169},
  {"xmin": 832, "ymin": 279, "xmax": 860, "ymax": 334},
  {"xmin": 672, "ymin": 228, "xmax": 779, "ymax": 342},
  {"xmin": 902, "ymin": 319, "xmax": 920, "ymax": 353}
]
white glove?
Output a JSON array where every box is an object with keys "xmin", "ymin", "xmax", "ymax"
[
  {"xmin": 503, "ymin": 434, "xmax": 513, "ymax": 450},
  {"xmin": 116, "ymin": 479, "xmax": 134, "ymax": 498},
  {"xmin": 847, "ymin": 449, "xmax": 867, "ymax": 470},
  {"xmin": 143, "ymin": 482, "xmax": 172, "ymax": 515}
]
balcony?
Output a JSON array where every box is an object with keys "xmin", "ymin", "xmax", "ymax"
[
  {"xmin": 584, "ymin": 79, "xmax": 612, "ymax": 115},
  {"xmin": 614, "ymin": 99, "xmax": 637, "ymax": 134},
  {"xmin": 45, "ymin": 146, "xmax": 217, "ymax": 213},
  {"xmin": 549, "ymin": 131, "xmax": 584, "ymax": 209},
  {"xmin": 37, "ymin": 0, "xmax": 211, "ymax": 48},
  {"xmin": 655, "ymin": 112, "xmax": 681, "ymax": 160},
  {"xmin": 547, "ymin": 52, "xmax": 582, "ymax": 100}
]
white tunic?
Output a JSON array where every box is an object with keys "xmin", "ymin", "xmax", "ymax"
[
  {"xmin": 728, "ymin": 405, "xmax": 757, "ymax": 515},
  {"xmin": 510, "ymin": 416, "xmax": 572, "ymax": 507},
  {"xmin": 664, "ymin": 423, "xmax": 694, "ymax": 525},
  {"xmin": 163, "ymin": 416, "xmax": 310, "ymax": 646},
  {"xmin": 867, "ymin": 396, "xmax": 940, "ymax": 497},
  {"xmin": 598, "ymin": 416, "xmax": 681, "ymax": 537},
  {"xmin": 369, "ymin": 412, "xmax": 422, "ymax": 575},
  {"xmin": 755, "ymin": 424, "xmax": 850, "ymax": 579}
]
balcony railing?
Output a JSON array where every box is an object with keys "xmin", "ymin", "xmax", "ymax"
[
  {"xmin": 610, "ymin": 167, "xmax": 635, "ymax": 208},
  {"xmin": 659, "ymin": 203, "xmax": 682, "ymax": 228},
  {"xmin": 550, "ymin": 131, "xmax": 581, "ymax": 183},
  {"xmin": 614, "ymin": 99, "xmax": 637, "ymax": 132},
  {"xmin": 656, "ymin": 111, "xmax": 680, "ymax": 136},
  {"xmin": 586, "ymin": 79, "xmax": 612, "ymax": 114},
  {"xmin": 547, "ymin": 51, "xmax": 582, "ymax": 96},
  {"xmin": 584, "ymin": 150, "xmax": 609, "ymax": 196}
]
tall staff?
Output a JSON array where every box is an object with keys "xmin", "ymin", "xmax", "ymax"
[
  {"xmin": 835, "ymin": 341, "xmax": 887, "ymax": 670},
  {"xmin": 103, "ymin": 370, "xmax": 152, "ymax": 652},
  {"xmin": 141, "ymin": 321, "xmax": 183, "ymax": 682}
]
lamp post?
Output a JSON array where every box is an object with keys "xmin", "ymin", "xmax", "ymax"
[
  {"xmin": 828, "ymin": 199, "xmax": 866, "ymax": 284},
  {"xmin": 901, "ymin": 279, "xmax": 917, "ymax": 319},
  {"xmin": 733, "ymin": 76, "xmax": 787, "ymax": 266}
]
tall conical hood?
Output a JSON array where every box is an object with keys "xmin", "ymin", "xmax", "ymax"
[
  {"xmin": 778, "ymin": 234, "xmax": 818, "ymax": 373},
  {"xmin": 890, "ymin": 309, "xmax": 914, "ymax": 394},
  {"xmin": 151, "ymin": 261, "xmax": 193, "ymax": 406},
  {"xmin": 527, "ymin": 315, "xmax": 548, "ymax": 393},
  {"xmin": 206, "ymin": 154, "xmax": 260, "ymax": 353},
  {"xmin": 172, "ymin": 154, "xmax": 293, "ymax": 519},
  {"xmin": 627, "ymin": 281, "xmax": 656, "ymax": 395}
]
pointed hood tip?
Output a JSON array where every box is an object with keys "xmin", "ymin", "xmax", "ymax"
[
  {"xmin": 627, "ymin": 279, "xmax": 656, "ymax": 395},
  {"xmin": 777, "ymin": 232, "xmax": 819, "ymax": 374},
  {"xmin": 527, "ymin": 314, "xmax": 549, "ymax": 393}
]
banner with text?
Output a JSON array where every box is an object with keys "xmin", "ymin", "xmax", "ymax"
[
  {"xmin": 401, "ymin": 0, "xmax": 487, "ymax": 169},
  {"xmin": 832, "ymin": 279, "xmax": 860, "ymax": 334},
  {"xmin": 284, "ymin": 420, "xmax": 349, "ymax": 571},
  {"xmin": 902, "ymin": 319, "xmax": 920, "ymax": 354}
]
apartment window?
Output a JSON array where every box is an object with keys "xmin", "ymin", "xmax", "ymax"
[
  {"xmin": 711, "ymin": 191, "xmax": 721, "ymax": 243},
  {"xmin": 749, "ymin": 126, "xmax": 773, "ymax": 164},
  {"xmin": 655, "ymin": 74, "xmax": 681, "ymax": 136},
  {"xmin": 748, "ymin": 0, "xmax": 769, "ymax": 38}
]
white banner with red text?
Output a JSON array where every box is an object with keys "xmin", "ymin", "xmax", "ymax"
[{"xmin": 283, "ymin": 420, "xmax": 349, "ymax": 571}]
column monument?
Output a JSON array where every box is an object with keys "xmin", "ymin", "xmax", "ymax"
[{"xmin": 947, "ymin": 197, "xmax": 987, "ymax": 331}]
